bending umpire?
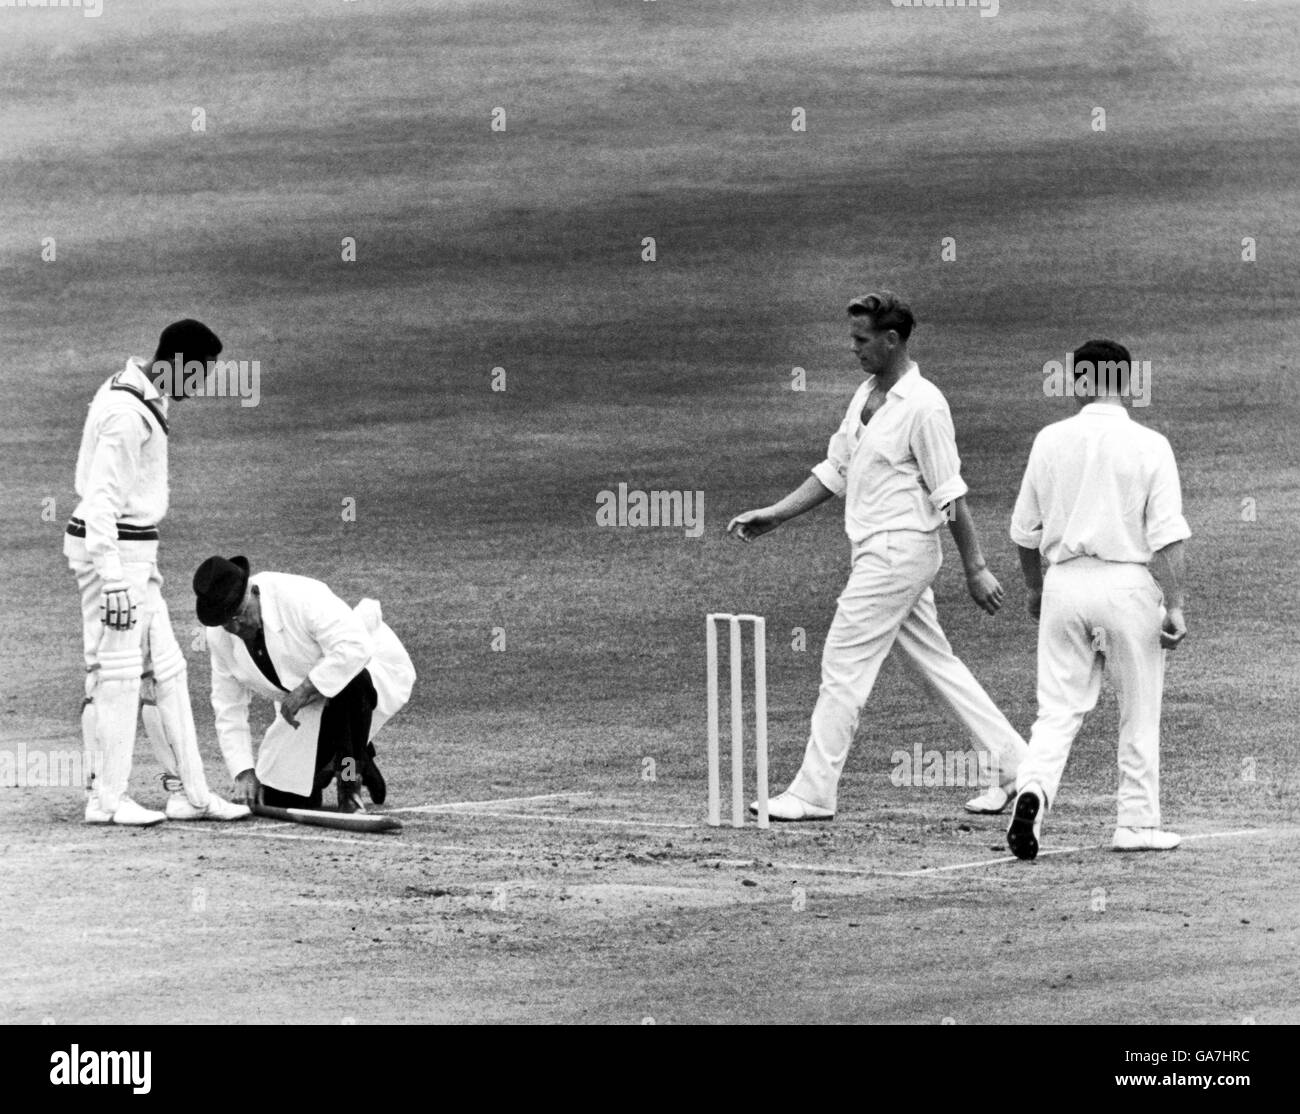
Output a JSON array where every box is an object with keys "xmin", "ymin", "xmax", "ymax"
[{"xmin": 194, "ymin": 556, "xmax": 415, "ymax": 812}]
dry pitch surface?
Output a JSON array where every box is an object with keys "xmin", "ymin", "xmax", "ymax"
[{"xmin": 2, "ymin": 0, "xmax": 1298, "ymax": 1024}]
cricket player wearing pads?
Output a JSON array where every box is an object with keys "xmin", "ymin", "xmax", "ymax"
[{"xmin": 64, "ymin": 319, "xmax": 249, "ymax": 826}]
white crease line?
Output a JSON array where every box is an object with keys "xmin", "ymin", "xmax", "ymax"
[
  {"xmin": 411, "ymin": 809, "xmax": 698, "ymax": 830},
  {"xmin": 883, "ymin": 847, "xmax": 1084, "ymax": 876},
  {"xmin": 206, "ymin": 828, "xmax": 388, "ymax": 847},
  {"xmin": 389, "ymin": 791, "xmax": 593, "ymax": 813}
]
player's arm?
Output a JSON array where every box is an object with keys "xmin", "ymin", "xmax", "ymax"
[
  {"xmin": 1010, "ymin": 438, "xmax": 1046, "ymax": 619},
  {"xmin": 279, "ymin": 583, "xmax": 373, "ymax": 728},
  {"xmin": 1017, "ymin": 545, "xmax": 1045, "ymax": 619},
  {"xmin": 728, "ymin": 391, "xmax": 855, "ymax": 541},
  {"xmin": 209, "ymin": 634, "xmax": 257, "ymax": 801},
  {"xmin": 727, "ymin": 474, "xmax": 834, "ymax": 541},
  {"xmin": 946, "ymin": 497, "xmax": 1004, "ymax": 615},
  {"xmin": 1149, "ymin": 540, "xmax": 1187, "ymax": 650},
  {"xmin": 1144, "ymin": 439, "xmax": 1191, "ymax": 650},
  {"xmin": 911, "ymin": 409, "xmax": 1002, "ymax": 613},
  {"xmin": 83, "ymin": 410, "xmax": 147, "ymax": 629}
]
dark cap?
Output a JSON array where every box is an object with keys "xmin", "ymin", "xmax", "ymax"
[
  {"xmin": 155, "ymin": 319, "xmax": 222, "ymax": 363},
  {"xmin": 193, "ymin": 556, "xmax": 250, "ymax": 626}
]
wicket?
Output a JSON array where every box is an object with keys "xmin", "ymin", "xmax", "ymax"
[{"xmin": 706, "ymin": 613, "xmax": 769, "ymax": 829}]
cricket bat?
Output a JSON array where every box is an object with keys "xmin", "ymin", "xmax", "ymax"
[{"xmin": 252, "ymin": 801, "xmax": 403, "ymax": 833}]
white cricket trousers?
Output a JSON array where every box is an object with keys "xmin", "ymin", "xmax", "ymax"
[
  {"xmin": 1016, "ymin": 556, "xmax": 1167, "ymax": 828},
  {"xmin": 788, "ymin": 529, "xmax": 1027, "ymax": 812},
  {"xmin": 65, "ymin": 534, "xmax": 211, "ymax": 812}
]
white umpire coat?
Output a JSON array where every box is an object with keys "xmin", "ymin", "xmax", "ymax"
[{"xmin": 207, "ymin": 571, "xmax": 416, "ymax": 796}]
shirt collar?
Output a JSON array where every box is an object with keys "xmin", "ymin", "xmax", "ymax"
[
  {"xmin": 250, "ymin": 574, "xmax": 284, "ymax": 632},
  {"xmin": 866, "ymin": 360, "xmax": 921, "ymax": 400},
  {"xmin": 1078, "ymin": 402, "xmax": 1130, "ymax": 419},
  {"xmin": 122, "ymin": 356, "xmax": 166, "ymax": 403}
]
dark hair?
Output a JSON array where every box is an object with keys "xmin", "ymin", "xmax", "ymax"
[
  {"xmin": 1071, "ymin": 338, "xmax": 1131, "ymax": 397},
  {"xmin": 153, "ymin": 319, "xmax": 222, "ymax": 364},
  {"xmin": 847, "ymin": 290, "xmax": 915, "ymax": 342}
]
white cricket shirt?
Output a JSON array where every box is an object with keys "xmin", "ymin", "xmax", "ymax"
[
  {"xmin": 813, "ymin": 362, "xmax": 969, "ymax": 545},
  {"xmin": 1010, "ymin": 403, "xmax": 1191, "ymax": 565},
  {"xmin": 67, "ymin": 358, "xmax": 170, "ymax": 581}
]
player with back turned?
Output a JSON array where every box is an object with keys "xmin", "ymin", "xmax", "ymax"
[
  {"xmin": 1006, "ymin": 339, "xmax": 1190, "ymax": 859},
  {"xmin": 65, "ymin": 319, "xmax": 249, "ymax": 826}
]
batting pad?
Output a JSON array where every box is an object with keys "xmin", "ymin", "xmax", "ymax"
[
  {"xmin": 145, "ymin": 642, "xmax": 210, "ymax": 808},
  {"xmin": 94, "ymin": 645, "xmax": 142, "ymax": 813}
]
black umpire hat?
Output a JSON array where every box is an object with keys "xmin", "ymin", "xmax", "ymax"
[{"xmin": 193, "ymin": 556, "xmax": 250, "ymax": 626}]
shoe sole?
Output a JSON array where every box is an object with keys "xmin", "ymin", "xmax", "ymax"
[
  {"xmin": 1007, "ymin": 792, "xmax": 1041, "ymax": 861},
  {"xmin": 168, "ymin": 813, "xmax": 251, "ymax": 822},
  {"xmin": 1113, "ymin": 842, "xmax": 1180, "ymax": 852},
  {"xmin": 964, "ymin": 802, "xmax": 1010, "ymax": 815},
  {"xmin": 113, "ymin": 817, "xmax": 167, "ymax": 827},
  {"xmin": 748, "ymin": 809, "xmax": 834, "ymax": 822}
]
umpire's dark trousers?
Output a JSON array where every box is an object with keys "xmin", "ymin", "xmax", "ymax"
[{"xmin": 261, "ymin": 670, "xmax": 378, "ymax": 808}]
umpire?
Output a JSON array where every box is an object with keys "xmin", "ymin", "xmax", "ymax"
[{"xmin": 193, "ymin": 556, "xmax": 415, "ymax": 812}]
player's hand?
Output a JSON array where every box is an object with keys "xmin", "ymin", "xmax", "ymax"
[
  {"xmin": 233, "ymin": 769, "xmax": 260, "ymax": 806},
  {"xmin": 1160, "ymin": 606, "xmax": 1187, "ymax": 650},
  {"xmin": 100, "ymin": 581, "xmax": 140, "ymax": 630},
  {"xmin": 726, "ymin": 508, "xmax": 781, "ymax": 542},
  {"xmin": 966, "ymin": 567, "xmax": 1005, "ymax": 615},
  {"xmin": 279, "ymin": 679, "xmax": 322, "ymax": 728},
  {"xmin": 1026, "ymin": 588, "xmax": 1042, "ymax": 621}
]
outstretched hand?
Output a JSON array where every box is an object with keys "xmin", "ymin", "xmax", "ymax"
[{"xmin": 726, "ymin": 508, "xmax": 781, "ymax": 542}]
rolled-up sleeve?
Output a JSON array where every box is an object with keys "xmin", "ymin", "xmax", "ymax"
[
  {"xmin": 209, "ymin": 633, "xmax": 254, "ymax": 777},
  {"xmin": 1009, "ymin": 443, "xmax": 1044, "ymax": 550},
  {"xmin": 1144, "ymin": 439, "xmax": 1191, "ymax": 550},
  {"xmin": 811, "ymin": 393, "xmax": 857, "ymax": 498},
  {"xmin": 304, "ymin": 585, "xmax": 375, "ymax": 698},
  {"xmin": 83, "ymin": 410, "xmax": 147, "ymax": 583},
  {"xmin": 912, "ymin": 408, "xmax": 968, "ymax": 512}
]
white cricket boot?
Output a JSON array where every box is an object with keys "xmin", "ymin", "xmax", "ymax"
[
  {"xmin": 111, "ymin": 797, "xmax": 167, "ymax": 827},
  {"xmin": 749, "ymin": 790, "xmax": 834, "ymax": 822},
  {"xmin": 84, "ymin": 791, "xmax": 113, "ymax": 824},
  {"xmin": 964, "ymin": 784, "xmax": 1013, "ymax": 814},
  {"xmin": 163, "ymin": 776, "xmax": 250, "ymax": 821},
  {"xmin": 1112, "ymin": 826, "xmax": 1181, "ymax": 852}
]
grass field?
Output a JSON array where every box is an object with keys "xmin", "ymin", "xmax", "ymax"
[{"xmin": 2, "ymin": 0, "xmax": 1297, "ymax": 1025}]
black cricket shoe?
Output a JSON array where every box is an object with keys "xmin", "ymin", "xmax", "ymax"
[
  {"xmin": 362, "ymin": 760, "xmax": 387, "ymax": 805},
  {"xmin": 338, "ymin": 786, "xmax": 367, "ymax": 814},
  {"xmin": 1007, "ymin": 788, "xmax": 1043, "ymax": 861}
]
